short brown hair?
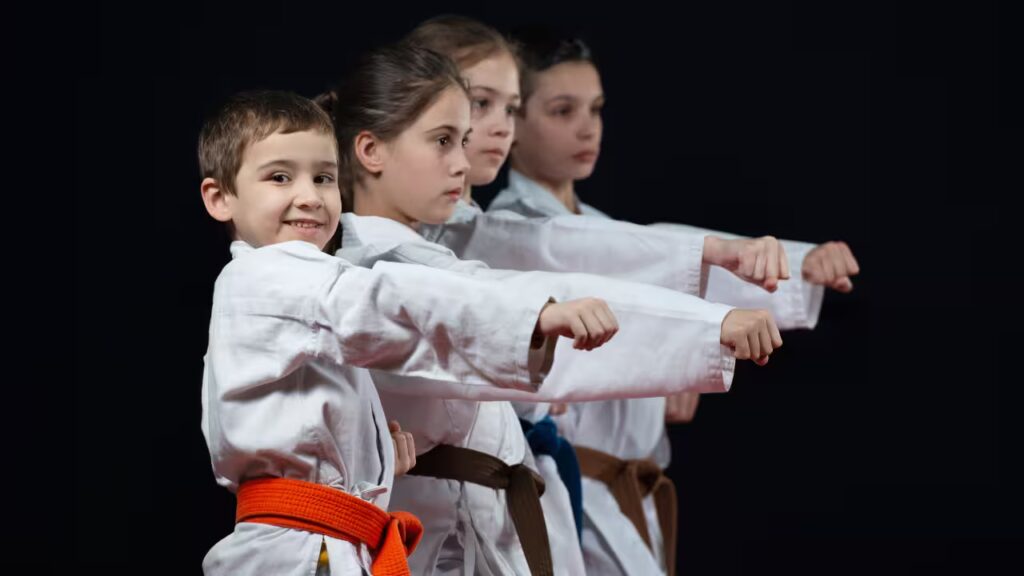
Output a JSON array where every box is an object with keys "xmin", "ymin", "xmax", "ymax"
[{"xmin": 198, "ymin": 90, "xmax": 335, "ymax": 196}]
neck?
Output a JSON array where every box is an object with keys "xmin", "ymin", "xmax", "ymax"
[
  {"xmin": 512, "ymin": 161, "xmax": 577, "ymax": 214},
  {"xmin": 353, "ymin": 184, "xmax": 418, "ymax": 230}
]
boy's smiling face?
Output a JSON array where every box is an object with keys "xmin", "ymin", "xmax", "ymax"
[{"xmin": 207, "ymin": 129, "xmax": 341, "ymax": 250}]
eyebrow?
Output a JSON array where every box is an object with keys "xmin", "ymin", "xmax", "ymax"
[
  {"xmin": 545, "ymin": 95, "xmax": 579, "ymax": 105},
  {"xmin": 426, "ymin": 124, "xmax": 473, "ymax": 137},
  {"xmin": 255, "ymin": 159, "xmax": 297, "ymax": 171},
  {"xmin": 470, "ymin": 85, "xmax": 522, "ymax": 102},
  {"xmin": 256, "ymin": 159, "xmax": 338, "ymax": 171},
  {"xmin": 546, "ymin": 93, "xmax": 604, "ymax": 104}
]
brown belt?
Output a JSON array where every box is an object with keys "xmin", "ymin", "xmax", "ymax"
[
  {"xmin": 408, "ymin": 444, "xmax": 553, "ymax": 576},
  {"xmin": 575, "ymin": 445, "xmax": 678, "ymax": 576}
]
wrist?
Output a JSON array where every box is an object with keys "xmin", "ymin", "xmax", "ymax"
[{"xmin": 702, "ymin": 235, "xmax": 723, "ymax": 265}]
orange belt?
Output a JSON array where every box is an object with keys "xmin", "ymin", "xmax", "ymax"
[{"xmin": 236, "ymin": 477, "xmax": 423, "ymax": 576}]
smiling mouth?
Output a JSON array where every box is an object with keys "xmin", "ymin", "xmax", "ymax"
[{"xmin": 285, "ymin": 220, "xmax": 324, "ymax": 229}]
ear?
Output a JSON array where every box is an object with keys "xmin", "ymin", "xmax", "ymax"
[
  {"xmin": 200, "ymin": 177, "xmax": 234, "ymax": 223},
  {"xmin": 353, "ymin": 130, "xmax": 386, "ymax": 176}
]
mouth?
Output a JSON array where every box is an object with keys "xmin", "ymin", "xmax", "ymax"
[
  {"xmin": 481, "ymin": 148, "xmax": 507, "ymax": 158},
  {"xmin": 284, "ymin": 219, "xmax": 325, "ymax": 232},
  {"xmin": 572, "ymin": 150, "xmax": 598, "ymax": 163},
  {"xmin": 443, "ymin": 188, "xmax": 463, "ymax": 200}
]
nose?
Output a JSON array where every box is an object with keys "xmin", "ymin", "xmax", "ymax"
[
  {"xmin": 295, "ymin": 178, "xmax": 324, "ymax": 209},
  {"xmin": 451, "ymin": 146, "xmax": 470, "ymax": 178},
  {"xmin": 578, "ymin": 114, "xmax": 600, "ymax": 141},
  {"xmin": 490, "ymin": 115, "xmax": 512, "ymax": 139}
]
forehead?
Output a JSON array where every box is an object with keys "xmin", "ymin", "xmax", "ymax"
[
  {"xmin": 242, "ymin": 129, "xmax": 338, "ymax": 167},
  {"xmin": 411, "ymin": 86, "xmax": 472, "ymax": 133},
  {"xmin": 462, "ymin": 53, "xmax": 520, "ymax": 97},
  {"xmin": 533, "ymin": 61, "xmax": 602, "ymax": 100}
]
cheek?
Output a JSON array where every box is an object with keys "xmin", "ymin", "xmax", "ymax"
[
  {"xmin": 402, "ymin": 157, "xmax": 435, "ymax": 201},
  {"xmin": 539, "ymin": 125, "xmax": 572, "ymax": 155},
  {"xmin": 468, "ymin": 162, "xmax": 496, "ymax": 185},
  {"xmin": 467, "ymin": 143, "xmax": 495, "ymax": 164},
  {"xmin": 410, "ymin": 147, "xmax": 438, "ymax": 174},
  {"xmin": 260, "ymin": 195, "xmax": 288, "ymax": 219},
  {"xmin": 326, "ymin": 191, "xmax": 342, "ymax": 215},
  {"xmin": 464, "ymin": 139, "xmax": 483, "ymax": 158}
]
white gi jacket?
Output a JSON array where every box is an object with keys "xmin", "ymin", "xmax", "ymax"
[
  {"xmin": 201, "ymin": 241, "xmax": 558, "ymax": 576},
  {"xmin": 337, "ymin": 214, "xmax": 736, "ymax": 575},
  {"xmin": 489, "ymin": 170, "xmax": 825, "ymax": 331},
  {"xmin": 489, "ymin": 170, "xmax": 827, "ymax": 575}
]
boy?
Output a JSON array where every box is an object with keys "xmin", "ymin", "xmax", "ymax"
[{"xmin": 197, "ymin": 90, "xmax": 616, "ymax": 576}]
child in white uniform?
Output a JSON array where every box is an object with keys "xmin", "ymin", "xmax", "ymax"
[
  {"xmin": 320, "ymin": 40, "xmax": 784, "ymax": 576},
  {"xmin": 197, "ymin": 90, "xmax": 616, "ymax": 576}
]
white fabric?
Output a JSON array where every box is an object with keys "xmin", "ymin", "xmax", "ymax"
[
  {"xmin": 337, "ymin": 214, "xmax": 736, "ymax": 575},
  {"xmin": 201, "ymin": 240, "xmax": 555, "ymax": 576},
  {"xmin": 651, "ymin": 222, "xmax": 825, "ymax": 330},
  {"xmin": 491, "ymin": 169, "xmax": 828, "ymax": 574}
]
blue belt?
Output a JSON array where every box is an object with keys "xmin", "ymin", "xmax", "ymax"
[{"xmin": 520, "ymin": 415, "xmax": 583, "ymax": 541}]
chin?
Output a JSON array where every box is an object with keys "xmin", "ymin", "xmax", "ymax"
[
  {"xmin": 571, "ymin": 165, "xmax": 597, "ymax": 181},
  {"xmin": 423, "ymin": 208, "xmax": 456, "ymax": 226},
  {"xmin": 469, "ymin": 167, "xmax": 499, "ymax": 186}
]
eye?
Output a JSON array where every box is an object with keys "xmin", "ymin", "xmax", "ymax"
[
  {"xmin": 314, "ymin": 174, "xmax": 335, "ymax": 184},
  {"xmin": 462, "ymin": 135, "xmax": 470, "ymax": 147},
  {"xmin": 472, "ymin": 98, "xmax": 490, "ymax": 111},
  {"xmin": 437, "ymin": 135, "xmax": 451, "ymax": 147},
  {"xmin": 270, "ymin": 172, "xmax": 291, "ymax": 183},
  {"xmin": 552, "ymin": 105, "xmax": 573, "ymax": 118},
  {"xmin": 506, "ymin": 104, "xmax": 520, "ymax": 116}
]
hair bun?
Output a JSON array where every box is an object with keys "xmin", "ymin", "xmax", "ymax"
[{"xmin": 313, "ymin": 90, "xmax": 339, "ymax": 115}]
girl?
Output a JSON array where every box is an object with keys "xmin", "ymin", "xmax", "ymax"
[
  {"xmin": 492, "ymin": 30, "xmax": 862, "ymax": 575},
  {"xmin": 323, "ymin": 39, "xmax": 781, "ymax": 576}
]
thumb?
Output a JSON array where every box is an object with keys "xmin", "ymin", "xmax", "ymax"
[{"xmin": 388, "ymin": 420, "xmax": 402, "ymax": 433}]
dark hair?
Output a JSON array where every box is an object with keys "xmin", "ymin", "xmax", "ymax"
[
  {"xmin": 318, "ymin": 41, "xmax": 468, "ymax": 210},
  {"xmin": 405, "ymin": 14, "xmax": 517, "ymax": 71},
  {"xmin": 198, "ymin": 90, "xmax": 334, "ymax": 196},
  {"xmin": 511, "ymin": 28, "xmax": 594, "ymax": 107}
]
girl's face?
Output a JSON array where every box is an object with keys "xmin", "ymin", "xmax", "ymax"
[
  {"xmin": 512, "ymin": 61, "xmax": 605, "ymax": 184},
  {"xmin": 376, "ymin": 86, "xmax": 472, "ymax": 225},
  {"xmin": 461, "ymin": 52, "xmax": 521, "ymax": 186}
]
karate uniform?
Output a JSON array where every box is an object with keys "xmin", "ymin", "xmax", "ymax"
[
  {"xmin": 202, "ymin": 241, "xmax": 557, "ymax": 576},
  {"xmin": 488, "ymin": 170, "xmax": 827, "ymax": 574},
  {"xmin": 337, "ymin": 214, "xmax": 736, "ymax": 575}
]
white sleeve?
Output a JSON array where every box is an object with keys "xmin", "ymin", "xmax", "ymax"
[
  {"xmin": 653, "ymin": 222, "xmax": 826, "ymax": 330},
  {"xmin": 377, "ymin": 267, "xmax": 737, "ymax": 402},
  {"xmin": 434, "ymin": 212, "xmax": 709, "ymax": 297},
  {"xmin": 214, "ymin": 243, "xmax": 554, "ymax": 394}
]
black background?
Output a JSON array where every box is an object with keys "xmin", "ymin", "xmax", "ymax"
[{"xmin": 56, "ymin": 1, "xmax": 1015, "ymax": 573}]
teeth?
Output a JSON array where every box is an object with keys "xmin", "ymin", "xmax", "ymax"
[{"xmin": 288, "ymin": 221, "xmax": 320, "ymax": 229}]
